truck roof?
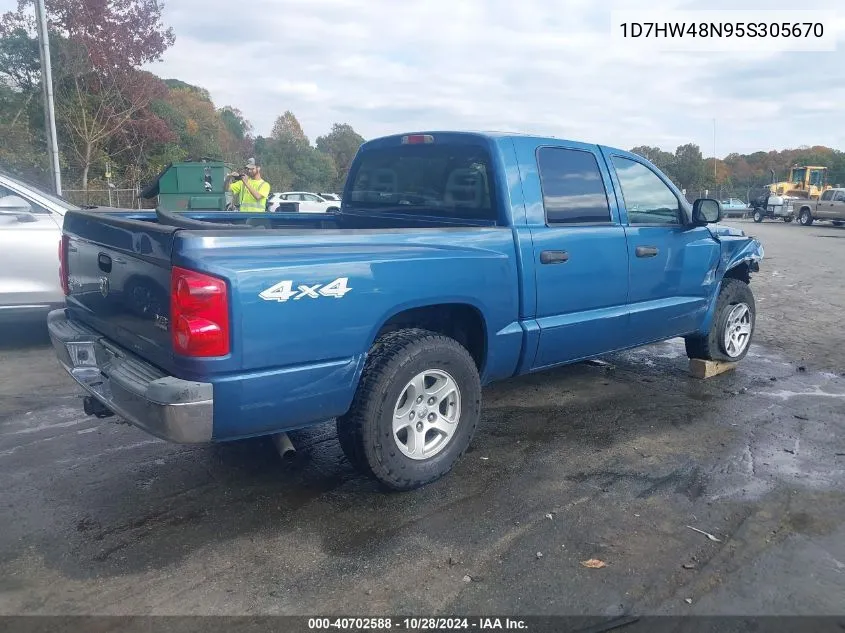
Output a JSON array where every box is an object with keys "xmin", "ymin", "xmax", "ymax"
[{"xmin": 362, "ymin": 130, "xmax": 632, "ymax": 156}]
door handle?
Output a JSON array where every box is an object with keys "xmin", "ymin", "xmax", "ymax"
[
  {"xmin": 540, "ymin": 250, "xmax": 569, "ymax": 264},
  {"xmin": 636, "ymin": 246, "xmax": 659, "ymax": 258},
  {"xmin": 97, "ymin": 253, "xmax": 112, "ymax": 273}
]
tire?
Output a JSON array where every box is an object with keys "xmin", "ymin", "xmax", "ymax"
[
  {"xmin": 685, "ymin": 278, "xmax": 756, "ymax": 363},
  {"xmin": 833, "ymin": 221, "xmax": 843, "ymax": 227},
  {"xmin": 753, "ymin": 210, "xmax": 764, "ymax": 223},
  {"xmin": 799, "ymin": 208, "xmax": 814, "ymax": 226},
  {"xmin": 336, "ymin": 328, "xmax": 481, "ymax": 491},
  {"xmin": 783, "ymin": 216, "xmax": 793, "ymax": 223},
  {"xmin": 327, "ymin": 207, "xmax": 340, "ymax": 214}
]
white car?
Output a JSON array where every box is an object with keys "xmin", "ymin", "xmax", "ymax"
[{"xmin": 268, "ymin": 192, "xmax": 341, "ymax": 213}]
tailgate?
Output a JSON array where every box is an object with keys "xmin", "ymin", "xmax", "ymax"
[{"xmin": 62, "ymin": 210, "xmax": 177, "ymax": 371}]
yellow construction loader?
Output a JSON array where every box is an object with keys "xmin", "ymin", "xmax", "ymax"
[{"xmin": 768, "ymin": 165, "xmax": 832, "ymax": 200}]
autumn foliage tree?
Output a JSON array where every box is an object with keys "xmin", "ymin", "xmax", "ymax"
[
  {"xmin": 0, "ymin": 0, "xmax": 176, "ymax": 189},
  {"xmin": 316, "ymin": 123, "xmax": 365, "ymax": 190}
]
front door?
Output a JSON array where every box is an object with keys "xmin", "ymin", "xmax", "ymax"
[
  {"xmin": 815, "ymin": 190, "xmax": 835, "ymax": 219},
  {"xmin": 602, "ymin": 152, "xmax": 721, "ymax": 346},
  {"xmin": 522, "ymin": 144, "xmax": 630, "ymax": 370}
]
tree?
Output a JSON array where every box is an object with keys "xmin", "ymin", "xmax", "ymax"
[
  {"xmin": 1, "ymin": 0, "xmax": 176, "ymax": 189},
  {"xmin": 271, "ymin": 110, "xmax": 308, "ymax": 147},
  {"xmin": 630, "ymin": 145, "xmax": 676, "ymax": 182},
  {"xmin": 56, "ymin": 61, "xmax": 170, "ymax": 187},
  {"xmin": 672, "ymin": 143, "xmax": 706, "ymax": 192},
  {"xmin": 44, "ymin": 0, "xmax": 174, "ymax": 70},
  {"xmin": 0, "ymin": 24, "xmax": 40, "ymax": 92},
  {"xmin": 218, "ymin": 105, "xmax": 253, "ymax": 160},
  {"xmin": 316, "ymin": 123, "xmax": 364, "ymax": 190},
  {"xmin": 289, "ymin": 149, "xmax": 335, "ymax": 191}
]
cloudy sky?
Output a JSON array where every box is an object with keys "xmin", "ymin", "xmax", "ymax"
[{"xmin": 6, "ymin": 0, "xmax": 844, "ymax": 155}]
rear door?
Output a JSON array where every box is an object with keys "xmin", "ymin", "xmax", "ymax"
[
  {"xmin": 517, "ymin": 142, "xmax": 631, "ymax": 370},
  {"xmin": 0, "ymin": 187, "xmax": 62, "ymax": 309},
  {"xmin": 815, "ymin": 190, "xmax": 835, "ymax": 219},
  {"xmin": 829, "ymin": 190, "xmax": 845, "ymax": 220},
  {"xmin": 602, "ymin": 150, "xmax": 720, "ymax": 345},
  {"xmin": 301, "ymin": 193, "xmax": 327, "ymax": 213}
]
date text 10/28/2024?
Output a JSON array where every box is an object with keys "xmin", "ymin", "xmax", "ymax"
[{"xmin": 308, "ymin": 618, "xmax": 528, "ymax": 630}]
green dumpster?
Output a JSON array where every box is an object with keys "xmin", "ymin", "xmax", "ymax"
[{"xmin": 141, "ymin": 159, "xmax": 230, "ymax": 211}]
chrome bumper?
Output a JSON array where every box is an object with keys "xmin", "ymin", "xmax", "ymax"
[{"xmin": 47, "ymin": 309, "xmax": 214, "ymax": 443}]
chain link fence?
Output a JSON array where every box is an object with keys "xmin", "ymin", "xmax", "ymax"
[{"xmin": 63, "ymin": 187, "xmax": 143, "ymax": 209}]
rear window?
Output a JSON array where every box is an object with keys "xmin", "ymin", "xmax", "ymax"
[{"xmin": 344, "ymin": 143, "xmax": 497, "ymax": 220}]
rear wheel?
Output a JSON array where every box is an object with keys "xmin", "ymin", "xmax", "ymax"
[
  {"xmin": 799, "ymin": 208, "xmax": 814, "ymax": 226},
  {"xmin": 753, "ymin": 209, "xmax": 764, "ymax": 223},
  {"xmin": 783, "ymin": 216, "xmax": 793, "ymax": 223},
  {"xmin": 685, "ymin": 278, "xmax": 756, "ymax": 362},
  {"xmin": 336, "ymin": 328, "xmax": 481, "ymax": 491}
]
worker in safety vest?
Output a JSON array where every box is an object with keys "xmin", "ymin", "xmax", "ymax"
[{"xmin": 226, "ymin": 158, "xmax": 271, "ymax": 212}]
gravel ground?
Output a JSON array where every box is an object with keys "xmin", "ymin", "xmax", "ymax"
[{"xmin": 0, "ymin": 218, "xmax": 843, "ymax": 619}]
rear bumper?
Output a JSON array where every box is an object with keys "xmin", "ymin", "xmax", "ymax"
[{"xmin": 47, "ymin": 309, "xmax": 214, "ymax": 443}]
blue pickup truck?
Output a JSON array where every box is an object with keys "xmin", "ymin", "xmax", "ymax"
[{"xmin": 48, "ymin": 131, "xmax": 764, "ymax": 491}]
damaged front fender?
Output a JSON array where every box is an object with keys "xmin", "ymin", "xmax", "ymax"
[{"xmin": 696, "ymin": 231, "xmax": 764, "ymax": 335}]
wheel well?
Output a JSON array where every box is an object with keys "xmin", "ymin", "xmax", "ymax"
[
  {"xmin": 374, "ymin": 304, "xmax": 487, "ymax": 371},
  {"xmin": 724, "ymin": 262, "xmax": 751, "ymax": 285}
]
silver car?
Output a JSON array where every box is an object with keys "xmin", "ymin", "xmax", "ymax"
[{"xmin": 0, "ymin": 172, "xmax": 86, "ymax": 323}]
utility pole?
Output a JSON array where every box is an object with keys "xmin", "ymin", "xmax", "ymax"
[
  {"xmin": 713, "ymin": 118, "xmax": 717, "ymax": 181},
  {"xmin": 35, "ymin": 0, "xmax": 62, "ymax": 196}
]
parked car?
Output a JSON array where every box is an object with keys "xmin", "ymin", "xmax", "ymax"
[
  {"xmin": 47, "ymin": 131, "xmax": 764, "ymax": 491},
  {"xmin": 0, "ymin": 172, "xmax": 82, "ymax": 323},
  {"xmin": 792, "ymin": 188, "xmax": 845, "ymax": 226},
  {"xmin": 268, "ymin": 191, "xmax": 341, "ymax": 213},
  {"xmin": 720, "ymin": 198, "xmax": 749, "ymax": 217}
]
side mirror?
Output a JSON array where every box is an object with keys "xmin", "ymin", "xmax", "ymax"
[
  {"xmin": 0, "ymin": 195, "xmax": 33, "ymax": 215},
  {"xmin": 692, "ymin": 198, "xmax": 721, "ymax": 225}
]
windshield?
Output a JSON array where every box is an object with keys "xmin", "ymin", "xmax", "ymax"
[
  {"xmin": 0, "ymin": 172, "xmax": 80, "ymax": 211},
  {"xmin": 809, "ymin": 169, "xmax": 825, "ymax": 187},
  {"xmin": 790, "ymin": 168, "xmax": 807, "ymax": 184},
  {"xmin": 345, "ymin": 143, "xmax": 497, "ymax": 221}
]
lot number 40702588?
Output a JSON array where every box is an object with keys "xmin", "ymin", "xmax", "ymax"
[{"xmin": 259, "ymin": 277, "xmax": 352, "ymax": 302}]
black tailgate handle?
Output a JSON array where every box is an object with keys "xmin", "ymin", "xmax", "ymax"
[
  {"xmin": 540, "ymin": 250, "xmax": 569, "ymax": 264},
  {"xmin": 97, "ymin": 253, "xmax": 112, "ymax": 273}
]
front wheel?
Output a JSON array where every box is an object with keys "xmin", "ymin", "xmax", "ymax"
[
  {"xmin": 753, "ymin": 210, "xmax": 764, "ymax": 223},
  {"xmin": 336, "ymin": 328, "xmax": 481, "ymax": 491},
  {"xmin": 685, "ymin": 278, "xmax": 756, "ymax": 363},
  {"xmin": 799, "ymin": 209, "xmax": 814, "ymax": 226}
]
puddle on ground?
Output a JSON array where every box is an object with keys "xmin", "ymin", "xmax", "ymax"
[{"xmin": 754, "ymin": 386, "xmax": 845, "ymax": 401}]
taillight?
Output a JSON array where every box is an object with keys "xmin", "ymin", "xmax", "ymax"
[
  {"xmin": 59, "ymin": 235, "xmax": 69, "ymax": 295},
  {"xmin": 170, "ymin": 266, "xmax": 230, "ymax": 357}
]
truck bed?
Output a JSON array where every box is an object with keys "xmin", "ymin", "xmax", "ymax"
[{"xmin": 59, "ymin": 206, "xmax": 522, "ymax": 439}]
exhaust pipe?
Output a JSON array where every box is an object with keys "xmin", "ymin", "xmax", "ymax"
[
  {"xmin": 271, "ymin": 432, "xmax": 297, "ymax": 460},
  {"xmin": 83, "ymin": 396, "xmax": 114, "ymax": 418}
]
